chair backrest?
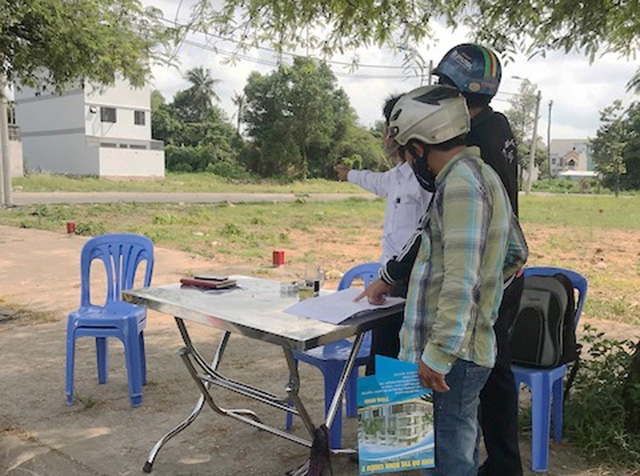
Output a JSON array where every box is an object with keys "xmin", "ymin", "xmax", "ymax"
[
  {"xmin": 338, "ymin": 262, "xmax": 382, "ymax": 291},
  {"xmin": 522, "ymin": 266, "xmax": 588, "ymax": 325},
  {"xmin": 80, "ymin": 233, "xmax": 154, "ymax": 307}
]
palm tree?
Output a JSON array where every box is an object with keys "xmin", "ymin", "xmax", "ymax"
[{"xmin": 183, "ymin": 66, "xmax": 220, "ymax": 121}]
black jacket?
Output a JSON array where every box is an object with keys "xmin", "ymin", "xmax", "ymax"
[
  {"xmin": 379, "ymin": 106, "xmax": 519, "ymax": 285},
  {"xmin": 467, "ymin": 106, "xmax": 519, "ymax": 215}
]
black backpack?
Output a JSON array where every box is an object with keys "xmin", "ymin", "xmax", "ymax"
[{"xmin": 510, "ymin": 273, "xmax": 578, "ymax": 369}]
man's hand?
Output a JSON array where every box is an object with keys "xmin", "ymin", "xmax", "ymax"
[
  {"xmin": 333, "ymin": 164, "xmax": 350, "ymax": 181},
  {"xmin": 418, "ymin": 360, "xmax": 450, "ymax": 392},
  {"xmin": 354, "ymin": 278, "xmax": 391, "ymax": 305}
]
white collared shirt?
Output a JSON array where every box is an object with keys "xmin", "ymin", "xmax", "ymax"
[{"xmin": 348, "ymin": 162, "xmax": 432, "ymax": 265}]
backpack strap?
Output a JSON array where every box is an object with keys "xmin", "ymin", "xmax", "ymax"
[{"xmin": 563, "ymin": 343, "xmax": 583, "ymax": 403}]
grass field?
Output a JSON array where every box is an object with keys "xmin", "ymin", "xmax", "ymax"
[
  {"xmin": 13, "ymin": 172, "xmax": 361, "ymax": 194},
  {"xmin": 2, "ymin": 193, "xmax": 640, "ymax": 327}
]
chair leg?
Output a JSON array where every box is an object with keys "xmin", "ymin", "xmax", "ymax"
[
  {"xmin": 124, "ymin": 329, "xmax": 144, "ymax": 407},
  {"xmin": 65, "ymin": 329, "xmax": 76, "ymax": 406},
  {"xmin": 96, "ymin": 337, "xmax": 108, "ymax": 384},
  {"xmin": 552, "ymin": 377, "xmax": 564, "ymax": 442},
  {"xmin": 346, "ymin": 366, "xmax": 359, "ymax": 418},
  {"xmin": 139, "ymin": 331, "xmax": 147, "ymax": 386},
  {"xmin": 530, "ymin": 378, "xmax": 552, "ymax": 472},
  {"xmin": 322, "ymin": 364, "xmax": 344, "ymax": 450},
  {"xmin": 285, "ymin": 360, "xmax": 299, "ymax": 432}
]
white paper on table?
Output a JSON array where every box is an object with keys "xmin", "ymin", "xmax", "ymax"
[{"xmin": 283, "ymin": 288, "xmax": 405, "ymax": 325}]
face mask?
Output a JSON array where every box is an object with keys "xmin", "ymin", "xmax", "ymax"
[{"xmin": 406, "ymin": 144, "xmax": 436, "ymax": 192}]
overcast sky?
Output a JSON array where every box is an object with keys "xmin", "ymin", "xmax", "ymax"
[{"xmin": 149, "ymin": 1, "xmax": 638, "ymax": 143}]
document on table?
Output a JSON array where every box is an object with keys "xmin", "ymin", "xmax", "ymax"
[{"xmin": 283, "ymin": 288, "xmax": 405, "ymax": 325}]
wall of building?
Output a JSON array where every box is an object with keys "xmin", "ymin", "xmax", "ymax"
[
  {"xmin": 84, "ymin": 79, "xmax": 151, "ymax": 142},
  {"xmin": 22, "ymin": 134, "xmax": 100, "ymax": 175},
  {"xmin": 98, "ymin": 148, "xmax": 165, "ymax": 177}
]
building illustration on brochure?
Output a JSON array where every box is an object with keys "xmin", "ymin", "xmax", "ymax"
[{"xmin": 357, "ymin": 356, "xmax": 435, "ymax": 475}]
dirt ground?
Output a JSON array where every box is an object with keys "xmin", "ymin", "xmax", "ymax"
[{"xmin": 1, "ymin": 223, "xmax": 638, "ymax": 476}]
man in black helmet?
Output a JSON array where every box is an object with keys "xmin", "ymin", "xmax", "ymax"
[
  {"xmin": 433, "ymin": 43, "xmax": 523, "ymax": 476},
  {"xmin": 361, "ymin": 44, "xmax": 524, "ymax": 476}
]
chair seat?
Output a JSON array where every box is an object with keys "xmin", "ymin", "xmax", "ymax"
[
  {"xmin": 70, "ymin": 302, "xmax": 147, "ymax": 328},
  {"xmin": 296, "ymin": 336, "xmax": 371, "ymax": 362}
]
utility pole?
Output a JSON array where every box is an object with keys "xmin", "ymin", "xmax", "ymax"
[
  {"xmin": 526, "ymin": 90, "xmax": 542, "ymax": 195},
  {"xmin": 547, "ymin": 100, "xmax": 553, "ymax": 177},
  {"xmin": 0, "ymin": 75, "xmax": 12, "ymax": 207}
]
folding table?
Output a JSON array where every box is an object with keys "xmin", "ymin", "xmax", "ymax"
[{"xmin": 122, "ymin": 276, "xmax": 404, "ymax": 475}]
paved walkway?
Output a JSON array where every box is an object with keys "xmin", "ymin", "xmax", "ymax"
[{"xmin": 12, "ymin": 191, "xmax": 377, "ymax": 205}]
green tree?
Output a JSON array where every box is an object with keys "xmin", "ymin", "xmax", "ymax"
[
  {"xmin": 173, "ymin": 67, "xmax": 221, "ymax": 122},
  {"xmin": 242, "ymin": 57, "xmax": 361, "ymax": 179},
  {"xmin": 619, "ymin": 102, "xmax": 640, "ymax": 190},
  {"xmin": 189, "ymin": 0, "xmax": 640, "ymax": 71},
  {"xmin": 242, "ymin": 70, "xmax": 299, "ymax": 177},
  {"xmin": 504, "ymin": 80, "xmax": 546, "ymax": 184},
  {"xmin": 2, "ymin": 0, "xmax": 170, "ymax": 92},
  {"xmin": 590, "ymin": 101, "xmax": 627, "ymax": 197},
  {"xmin": 151, "ymin": 79, "xmax": 243, "ymax": 175}
]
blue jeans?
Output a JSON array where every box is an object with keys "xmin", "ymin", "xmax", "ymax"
[{"xmin": 424, "ymin": 359, "xmax": 492, "ymax": 476}]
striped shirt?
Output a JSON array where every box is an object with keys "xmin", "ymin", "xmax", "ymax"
[{"xmin": 398, "ymin": 147, "xmax": 528, "ymax": 374}]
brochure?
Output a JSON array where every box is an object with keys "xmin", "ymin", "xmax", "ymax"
[{"xmin": 357, "ymin": 356, "xmax": 435, "ymax": 475}]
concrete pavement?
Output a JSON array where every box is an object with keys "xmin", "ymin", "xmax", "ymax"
[{"xmin": 11, "ymin": 191, "xmax": 377, "ymax": 206}]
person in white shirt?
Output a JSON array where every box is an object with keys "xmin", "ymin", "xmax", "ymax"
[{"xmin": 333, "ymin": 94, "xmax": 433, "ymax": 373}]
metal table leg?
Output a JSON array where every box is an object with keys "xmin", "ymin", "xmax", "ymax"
[
  {"xmin": 285, "ymin": 332, "xmax": 364, "ymax": 476},
  {"xmin": 143, "ymin": 319, "xmax": 231, "ymax": 473}
]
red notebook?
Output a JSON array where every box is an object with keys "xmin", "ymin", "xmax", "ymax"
[{"xmin": 180, "ymin": 277, "xmax": 237, "ymax": 289}]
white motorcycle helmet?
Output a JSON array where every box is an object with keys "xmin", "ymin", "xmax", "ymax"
[{"xmin": 387, "ymin": 85, "xmax": 470, "ymax": 147}]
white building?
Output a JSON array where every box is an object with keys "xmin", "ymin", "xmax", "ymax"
[
  {"xmin": 549, "ymin": 139, "xmax": 592, "ymax": 177},
  {"xmin": 14, "ymin": 79, "xmax": 164, "ymax": 178}
]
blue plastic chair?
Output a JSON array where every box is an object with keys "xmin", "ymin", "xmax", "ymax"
[
  {"xmin": 512, "ymin": 266, "xmax": 588, "ymax": 472},
  {"xmin": 65, "ymin": 233, "xmax": 154, "ymax": 407},
  {"xmin": 286, "ymin": 262, "xmax": 382, "ymax": 449}
]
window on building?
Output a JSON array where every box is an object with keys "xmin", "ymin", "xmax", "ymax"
[
  {"xmin": 100, "ymin": 107, "xmax": 117, "ymax": 123},
  {"xmin": 568, "ymin": 159, "xmax": 576, "ymax": 170},
  {"xmin": 552, "ymin": 158, "xmax": 556, "ymax": 165},
  {"xmin": 134, "ymin": 110, "xmax": 146, "ymax": 126}
]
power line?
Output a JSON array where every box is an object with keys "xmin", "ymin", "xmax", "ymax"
[
  {"xmin": 161, "ymin": 17, "xmax": 413, "ymax": 71},
  {"xmin": 180, "ymin": 38, "xmax": 420, "ymax": 80}
]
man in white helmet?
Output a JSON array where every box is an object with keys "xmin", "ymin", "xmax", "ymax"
[{"xmin": 357, "ymin": 84, "xmax": 528, "ymax": 475}]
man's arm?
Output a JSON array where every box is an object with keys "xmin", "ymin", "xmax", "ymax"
[
  {"xmin": 503, "ymin": 214, "xmax": 528, "ymax": 279},
  {"xmin": 334, "ymin": 164, "xmax": 393, "ymax": 198}
]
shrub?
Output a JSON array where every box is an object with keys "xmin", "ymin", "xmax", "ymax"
[{"xmin": 564, "ymin": 324, "xmax": 640, "ymax": 468}]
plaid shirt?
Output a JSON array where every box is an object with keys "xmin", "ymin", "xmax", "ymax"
[{"xmin": 399, "ymin": 147, "xmax": 528, "ymax": 374}]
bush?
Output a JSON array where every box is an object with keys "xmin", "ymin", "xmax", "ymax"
[
  {"xmin": 532, "ymin": 178, "xmax": 606, "ymax": 194},
  {"xmin": 564, "ymin": 324, "xmax": 640, "ymax": 467},
  {"xmin": 204, "ymin": 159, "xmax": 255, "ymax": 181}
]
